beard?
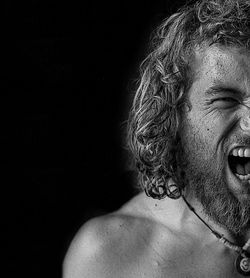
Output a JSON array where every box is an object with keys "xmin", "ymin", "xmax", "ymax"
[{"xmin": 177, "ymin": 128, "xmax": 250, "ymax": 236}]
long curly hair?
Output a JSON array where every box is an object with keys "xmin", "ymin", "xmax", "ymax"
[{"xmin": 127, "ymin": 0, "xmax": 250, "ymax": 199}]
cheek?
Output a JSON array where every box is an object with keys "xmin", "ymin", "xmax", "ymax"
[
  {"xmin": 184, "ymin": 110, "xmax": 214, "ymax": 140},
  {"xmin": 185, "ymin": 107, "xmax": 235, "ymax": 147},
  {"xmin": 181, "ymin": 113, "xmax": 226, "ymax": 160},
  {"xmin": 181, "ymin": 119, "xmax": 212, "ymax": 158}
]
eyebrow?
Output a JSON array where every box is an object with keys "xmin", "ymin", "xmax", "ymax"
[{"xmin": 204, "ymin": 85, "xmax": 245, "ymax": 98}]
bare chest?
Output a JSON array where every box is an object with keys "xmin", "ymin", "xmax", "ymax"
[{"xmin": 118, "ymin": 244, "xmax": 246, "ymax": 278}]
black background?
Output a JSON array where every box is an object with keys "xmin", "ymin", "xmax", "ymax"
[{"xmin": 2, "ymin": 1, "xmax": 185, "ymax": 277}]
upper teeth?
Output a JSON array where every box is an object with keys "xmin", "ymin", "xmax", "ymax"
[{"xmin": 231, "ymin": 147, "xmax": 250, "ymax": 157}]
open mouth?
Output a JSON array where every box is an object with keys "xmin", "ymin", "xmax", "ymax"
[{"xmin": 228, "ymin": 147, "xmax": 250, "ymax": 181}]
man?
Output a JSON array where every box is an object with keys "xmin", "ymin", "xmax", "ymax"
[{"xmin": 63, "ymin": 0, "xmax": 250, "ymax": 277}]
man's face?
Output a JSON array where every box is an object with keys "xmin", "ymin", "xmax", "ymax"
[{"xmin": 180, "ymin": 45, "xmax": 250, "ymax": 235}]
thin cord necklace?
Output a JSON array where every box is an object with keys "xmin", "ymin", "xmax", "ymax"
[{"xmin": 182, "ymin": 195, "xmax": 250, "ymax": 276}]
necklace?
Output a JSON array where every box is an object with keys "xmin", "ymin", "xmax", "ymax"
[{"xmin": 182, "ymin": 196, "xmax": 250, "ymax": 276}]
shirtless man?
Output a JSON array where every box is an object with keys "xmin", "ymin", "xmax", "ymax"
[{"xmin": 63, "ymin": 0, "xmax": 250, "ymax": 277}]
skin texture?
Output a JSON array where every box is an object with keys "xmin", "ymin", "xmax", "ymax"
[
  {"xmin": 63, "ymin": 46, "xmax": 250, "ymax": 278},
  {"xmin": 180, "ymin": 45, "xmax": 250, "ymax": 237}
]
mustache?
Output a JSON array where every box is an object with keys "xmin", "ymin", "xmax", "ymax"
[{"xmin": 223, "ymin": 134, "xmax": 250, "ymax": 153}]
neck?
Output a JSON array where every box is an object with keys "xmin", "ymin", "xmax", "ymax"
[{"xmin": 182, "ymin": 192, "xmax": 250, "ymax": 247}]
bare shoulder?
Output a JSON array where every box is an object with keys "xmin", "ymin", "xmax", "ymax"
[
  {"xmin": 63, "ymin": 194, "xmax": 188, "ymax": 278},
  {"xmin": 63, "ymin": 205, "xmax": 155, "ymax": 277},
  {"xmin": 63, "ymin": 213, "xmax": 133, "ymax": 278}
]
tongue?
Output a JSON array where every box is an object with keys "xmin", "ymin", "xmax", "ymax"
[
  {"xmin": 235, "ymin": 162, "xmax": 250, "ymax": 175},
  {"xmin": 236, "ymin": 164, "xmax": 245, "ymax": 175}
]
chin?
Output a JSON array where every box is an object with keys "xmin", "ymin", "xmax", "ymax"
[{"xmin": 184, "ymin": 160, "xmax": 250, "ymax": 235}]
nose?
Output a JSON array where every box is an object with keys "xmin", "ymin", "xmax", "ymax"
[{"xmin": 240, "ymin": 114, "xmax": 250, "ymax": 131}]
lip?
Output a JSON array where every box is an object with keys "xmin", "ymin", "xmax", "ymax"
[
  {"xmin": 226, "ymin": 157, "xmax": 244, "ymax": 187},
  {"xmin": 226, "ymin": 165, "xmax": 250, "ymax": 200}
]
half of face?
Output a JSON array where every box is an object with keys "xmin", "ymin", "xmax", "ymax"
[{"xmin": 186, "ymin": 44, "xmax": 250, "ymax": 190}]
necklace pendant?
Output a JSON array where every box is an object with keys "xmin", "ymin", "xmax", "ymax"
[{"xmin": 235, "ymin": 251, "xmax": 250, "ymax": 276}]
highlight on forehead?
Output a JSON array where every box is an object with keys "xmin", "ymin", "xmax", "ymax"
[{"xmin": 191, "ymin": 44, "xmax": 250, "ymax": 88}]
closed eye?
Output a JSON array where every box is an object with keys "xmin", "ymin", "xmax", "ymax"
[
  {"xmin": 204, "ymin": 86, "xmax": 243, "ymax": 109},
  {"xmin": 214, "ymin": 97, "xmax": 238, "ymax": 102},
  {"xmin": 212, "ymin": 97, "xmax": 239, "ymax": 109},
  {"xmin": 212, "ymin": 97, "xmax": 239, "ymax": 104}
]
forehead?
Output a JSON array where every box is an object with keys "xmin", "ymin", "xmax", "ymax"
[{"xmin": 190, "ymin": 45, "xmax": 250, "ymax": 96}]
